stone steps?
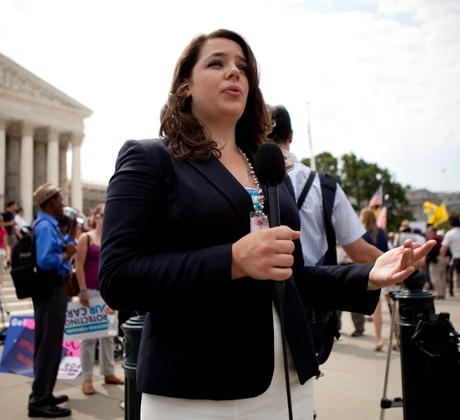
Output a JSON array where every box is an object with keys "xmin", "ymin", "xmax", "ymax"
[{"xmin": 0, "ymin": 273, "xmax": 34, "ymax": 329}]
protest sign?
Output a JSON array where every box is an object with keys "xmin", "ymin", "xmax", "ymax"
[
  {"xmin": 1, "ymin": 326, "xmax": 35, "ymax": 377},
  {"xmin": 57, "ymin": 341, "xmax": 82, "ymax": 379},
  {"xmin": 0, "ymin": 316, "xmax": 82, "ymax": 379},
  {"xmin": 64, "ymin": 296, "xmax": 118, "ymax": 341},
  {"xmin": 0, "ymin": 316, "xmax": 35, "ymax": 376},
  {"xmin": 63, "ymin": 340, "xmax": 80, "ymax": 357},
  {"xmin": 58, "ymin": 356, "xmax": 82, "ymax": 380}
]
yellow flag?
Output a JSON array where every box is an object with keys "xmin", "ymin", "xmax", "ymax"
[
  {"xmin": 423, "ymin": 201, "xmax": 437, "ymax": 214},
  {"xmin": 425, "ymin": 202, "xmax": 449, "ymax": 227}
]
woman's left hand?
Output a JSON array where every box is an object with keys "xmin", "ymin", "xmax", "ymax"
[{"xmin": 368, "ymin": 239, "xmax": 436, "ymax": 290}]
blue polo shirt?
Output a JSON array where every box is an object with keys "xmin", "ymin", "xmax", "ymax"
[{"xmin": 34, "ymin": 211, "xmax": 72, "ymax": 278}]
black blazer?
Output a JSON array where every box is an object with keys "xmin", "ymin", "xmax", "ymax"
[{"xmin": 99, "ymin": 139, "xmax": 379, "ymax": 400}]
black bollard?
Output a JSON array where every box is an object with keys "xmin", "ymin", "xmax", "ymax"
[
  {"xmin": 395, "ymin": 271, "xmax": 435, "ymax": 420},
  {"xmin": 122, "ymin": 313, "xmax": 145, "ymax": 420}
]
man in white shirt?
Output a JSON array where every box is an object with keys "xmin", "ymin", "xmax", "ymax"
[
  {"xmin": 14, "ymin": 206, "xmax": 28, "ymax": 231},
  {"xmin": 269, "ymin": 105, "xmax": 382, "ymax": 339},
  {"xmin": 441, "ymin": 215, "xmax": 460, "ymax": 291}
]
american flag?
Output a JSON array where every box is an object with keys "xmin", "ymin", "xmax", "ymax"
[
  {"xmin": 368, "ymin": 186, "xmax": 383, "ymax": 208},
  {"xmin": 376, "ymin": 206, "xmax": 387, "ymax": 229}
]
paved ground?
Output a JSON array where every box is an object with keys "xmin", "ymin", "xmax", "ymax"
[
  {"xmin": 315, "ymin": 292, "xmax": 460, "ymax": 420},
  {"xmin": 1, "ymin": 291, "xmax": 459, "ymax": 419}
]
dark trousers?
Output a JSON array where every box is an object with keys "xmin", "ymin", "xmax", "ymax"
[
  {"xmin": 351, "ymin": 312, "xmax": 365, "ymax": 333},
  {"xmin": 336, "ymin": 311, "xmax": 365, "ymax": 333},
  {"xmin": 29, "ymin": 281, "xmax": 68, "ymax": 407}
]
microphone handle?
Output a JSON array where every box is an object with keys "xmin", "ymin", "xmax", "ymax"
[
  {"xmin": 267, "ymin": 185, "xmax": 281, "ymax": 228},
  {"xmin": 266, "ymin": 185, "xmax": 286, "ymax": 302},
  {"xmin": 266, "ymin": 185, "xmax": 293, "ymax": 420}
]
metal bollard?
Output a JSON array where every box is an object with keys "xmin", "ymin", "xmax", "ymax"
[
  {"xmin": 395, "ymin": 271, "xmax": 435, "ymax": 420},
  {"xmin": 122, "ymin": 313, "xmax": 145, "ymax": 420}
]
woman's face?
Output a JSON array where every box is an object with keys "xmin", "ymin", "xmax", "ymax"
[
  {"xmin": 94, "ymin": 207, "xmax": 104, "ymax": 228},
  {"xmin": 187, "ymin": 37, "xmax": 249, "ymax": 128}
]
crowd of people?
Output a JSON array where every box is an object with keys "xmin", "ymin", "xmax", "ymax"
[
  {"xmin": 374, "ymin": 216, "xmax": 460, "ymax": 301},
  {"xmin": 1, "ymin": 186, "xmax": 123, "ymax": 418},
  {"xmin": 343, "ymin": 213, "xmax": 460, "ymax": 354},
  {"xmin": 0, "ymin": 27, "xmax": 458, "ymax": 420},
  {"xmin": 0, "ymin": 201, "xmax": 28, "ymax": 272}
]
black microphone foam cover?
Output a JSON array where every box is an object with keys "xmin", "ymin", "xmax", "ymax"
[{"xmin": 254, "ymin": 143, "xmax": 286, "ymax": 186}]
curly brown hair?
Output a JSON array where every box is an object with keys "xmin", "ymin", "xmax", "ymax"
[{"xmin": 160, "ymin": 29, "xmax": 271, "ymax": 160}]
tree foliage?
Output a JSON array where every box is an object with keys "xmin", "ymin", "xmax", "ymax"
[
  {"xmin": 302, "ymin": 152, "xmax": 339, "ymax": 180},
  {"xmin": 301, "ymin": 152, "xmax": 413, "ymax": 232}
]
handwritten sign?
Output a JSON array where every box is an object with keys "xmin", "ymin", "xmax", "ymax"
[
  {"xmin": 63, "ymin": 340, "xmax": 80, "ymax": 357},
  {"xmin": 58, "ymin": 356, "xmax": 81, "ymax": 380},
  {"xmin": 58, "ymin": 341, "xmax": 82, "ymax": 379}
]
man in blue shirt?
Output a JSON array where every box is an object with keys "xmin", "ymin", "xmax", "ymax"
[{"xmin": 28, "ymin": 183, "xmax": 76, "ymax": 418}]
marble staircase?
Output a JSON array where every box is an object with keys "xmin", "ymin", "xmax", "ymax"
[{"xmin": 0, "ymin": 271, "xmax": 34, "ymax": 330}]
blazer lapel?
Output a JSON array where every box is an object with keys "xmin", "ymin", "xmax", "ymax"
[{"xmin": 187, "ymin": 155, "xmax": 254, "ymax": 227}]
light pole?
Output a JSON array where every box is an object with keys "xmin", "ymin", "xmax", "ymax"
[{"xmin": 306, "ymin": 101, "xmax": 316, "ymax": 171}]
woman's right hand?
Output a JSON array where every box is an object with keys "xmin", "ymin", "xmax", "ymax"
[
  {"xmin": 231, "ymin": 225, "xmax": 300, "ymax": 281},
  {"xmin": 79, "ymin": 289, "xmax": 90, "ymax": 307}
]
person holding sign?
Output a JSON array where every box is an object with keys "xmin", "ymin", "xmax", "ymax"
[{"xmin": 74, "ymin": 204, "xmax": 124, "ymax": 395}]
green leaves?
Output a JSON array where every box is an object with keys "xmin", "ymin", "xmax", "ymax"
[{"xmin": 301, "ymin": 151, "xmax": 413, "ymax": 232}]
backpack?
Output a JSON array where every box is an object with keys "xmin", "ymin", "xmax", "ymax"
[
  {"xmin": 10, "ymin": 220, "xmax": 45, "ymax": 299},
  {"xmin": 297, "ymin": 170, "xmax": 341, "ymax": 365},
  {"xmin": 411, "ymin": 311, "xmax": 460, "ymax": 418}
]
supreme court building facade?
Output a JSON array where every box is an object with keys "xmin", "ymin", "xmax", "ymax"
[{"xmin": 0, "ymin": 52, "xmax": 92, "ymax": 222}]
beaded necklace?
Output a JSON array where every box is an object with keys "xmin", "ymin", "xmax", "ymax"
[{"xmin": 237, "ymin": 147, "xmax": 265, "ymax": 216}]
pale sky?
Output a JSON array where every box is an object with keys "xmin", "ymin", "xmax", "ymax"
[{"xmin": 1, "ymin": 0, "xmax": 459, "ymax": 192}]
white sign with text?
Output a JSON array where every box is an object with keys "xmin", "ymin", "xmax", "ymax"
[{"xmin": 64, "ymin": 297, "xmax": 118, "ymax": 341}]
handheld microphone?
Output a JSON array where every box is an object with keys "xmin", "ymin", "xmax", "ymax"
[
  {"xmin": 254, "ymin": 143, "xmax": 294, "ymax": 420},
  {"xmin": 254, "ymin": 143, "xmax": 286, "ymax": 226},
  {"xmin": 254, "ymin": 143, "xmax": 287, "ymax": 302}
]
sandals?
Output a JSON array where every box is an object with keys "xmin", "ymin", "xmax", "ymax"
[
  {"xmin": 82, "ymin": 376, "xmax": 124, "ymax": 395},
  {"xmin": 82, "ymin": 381, "xmax": 96, "ymax": 395},
  {"xmin": 374, "ymin": 339, "xmax": 384, "ymax": 352},
  {"xmin": 104, "ymin": 375, "xmax": 124, "ymax": 385}
]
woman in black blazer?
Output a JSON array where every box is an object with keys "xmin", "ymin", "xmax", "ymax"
[{"xmin": 99, "ymin": 29, "xmax": 434, "ymax": 420}]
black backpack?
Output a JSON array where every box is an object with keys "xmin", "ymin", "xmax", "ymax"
[
  {"xmin": 297, "ymin": 170, "xmax": 341, "ymax": 365},
  {"xmin": 10, "ymin": 220, "xmax": 45, "ymax": 299},
  {"xmin": 411, "ymin": 311, "xmax": 460, "ymax": 418}
]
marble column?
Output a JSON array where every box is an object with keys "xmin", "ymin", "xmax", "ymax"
[
  {"xmin": 20, "ymin": 124, "xmax": 34, "ymax": 222},
  {"xmin": 0, "ymin": 119, "xmax": 5, "ymax": 211},
  {"xmin": 59, "ymin": 142, "xmax": 69, "ymax": 205},
  {"xmin": 33, "ymin": 140, "xmax": 47, "ymax": 192},
  {"xmin": 47, "ymin": 129, "xmax": 60, "ymax": 186},
  {"xmin": 71, "ymin": 134, "xmax": 83, "ymax": 211}
]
